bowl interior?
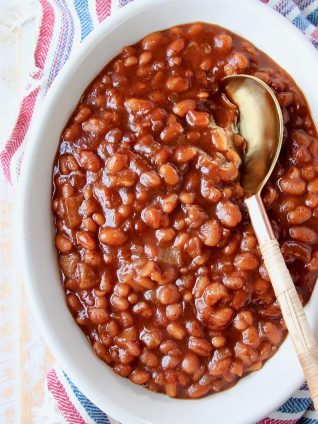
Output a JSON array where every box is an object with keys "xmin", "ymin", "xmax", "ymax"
[{"xmin": 19, "ymin": 0, "xmax": 318, "ymax": 423}]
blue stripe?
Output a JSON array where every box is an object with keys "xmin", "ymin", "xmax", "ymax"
[
  {"xmin": 119, "ymin": 0, "xmax": 134, "ymax": 7},
  {"xmin": 278, "ymin": 396, "xmax": 313, "ymax": 413},
  {"xmin": 64, "ymin": 372, "xmax": 110, "ymax": 424},
  {"xmin": 73, "ymin": 0, "xmax": 94, "ymax": 41},
  {"xmin": 296, "ymin": 0, "xmax": 316, "ymax": 11},
  {"xmin": 307, "ymin": 402, "xmax": 315, "ymax": 411},
  {"xmin": 293, "ymin": 14, "xmax": 311, "ymax": 30},
  {"xmin": 307, "ymin": 8, "xmax": 318, "ymax": 25},
  {"xmin": 47, "ymin": 0, "xmax": 75, "ymax": 88},
  {"xmin": 299, "ymin": 418, "xmax": 318, "ymax": 424},
  {"xmin": 312, "ymin": 38, "xmax": 318, "ymax": 48}
]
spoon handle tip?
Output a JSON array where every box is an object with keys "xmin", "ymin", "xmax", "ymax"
[
  {"xmin": 261, "ymin": 238, "xmax": 318, "ymax": 412},
  {"xmin": 246, "ymin": 194, "xmax": 318, "ymax": 411}
]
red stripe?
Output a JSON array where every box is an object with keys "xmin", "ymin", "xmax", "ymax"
[
  {"xmin": 35, "ymin": 0, "xmax": 55, "ymax": 70},
  {"xmin": 312, "ymin": 28, "xmax": 318, "ymax": 40},
  {"xmin": 96, "ymin": 0, "xmax": 111, "ymax": 22},
  {"xmin": 0, "ymin": 89, "xmax": 39, "ymax": 183},
  {"xmin": 0, "ymin": 0, "xmax": 56, "ymax": 183},
  {"xmin": 47, "ymin": 369, "xmax": 86, "ymax": 424}
]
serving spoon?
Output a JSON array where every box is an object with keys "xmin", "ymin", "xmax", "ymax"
[{"xmin": 222, "ymin": 74, "xmax": 318, "ymax": 410}]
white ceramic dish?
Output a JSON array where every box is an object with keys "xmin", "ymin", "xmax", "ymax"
[{"xmin": 18, "ymin": 0, "xmax": 318, "ymax": 423}]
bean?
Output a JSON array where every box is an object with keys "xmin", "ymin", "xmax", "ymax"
[
  {"xmin": 287, "ymin": 206, "xmax": 311, "ymax": 224},
  {"xmin": 130, "ymin": 370, "xmax": 150, "ymax": 385},
  {"xmin": 242, "ymin": 326, "xmax": 260, "ymax": 347},
  {"xmin": 94, "ymin": 342, "xmax": 112, "ymax": 364},
  {"xmin": 166, "ymin": 76, "xmax": 190, "ymax": 92},
  {"xmin": 76, "ymin": 231, "xmax": 96, "ymax": 250},
  {"xmin": 187, "ymin": 23, "xmax": 204, "ymax": 35},
  {"xmin": 99, "ymin": 228, "xmax": 127, "ymax": 245},
  {"xmin": 107, "ymin": 320, "xmax": 119, "ymax": 337},
  {"xmin": 133, "ymin": 301, "xmax": 153, "ymax": 318},
  {"xmin": 214, "ymin": 34, "xmax": 232, "ymax": 51},
  {"xmin": 211, "ymin": 336, "xmax": 227, "ymax": 349},
  {"xmin": 139, "ymin": 349, "xmax": 158, "ymax": 367},
  {"xmin": 128, "ymin": 293, "xmax": 138, "ymax": 304},
  {"xmin": 82, "ymin": 119, "xmax": 107, "ymax": 136},
  {"xmin": 203, "ymin": 283, "xmax": 228, "ymax": 306},
  {"xmin": 216, "ymin": 201, "xmax": 242, "ymax": 228},
  {"xmin": 167, "ymin": 322, "xmax": 186, "ymax": 340},
  {"xmin": 159, "ymin": 340, "xmax": 180, "ymax": 356},
  {"xmin": 83, "ymin": 250, "xmax": 102, "ymax": 267},
  {"xmin": 165, "ymin": 383, "xmax": 178, "ymax": 397},
  {"xmin": 76, "ymin": 261, "xmax": 97, "ymax": 289},
  {"xmin": 114, "ymin": 364, "xmax": 133, "ymax": 377},
  {"xmin": 124, "ymin": 56, "xmax": 138, "ymax": 67},
  {"xmin": 140, "ymin": 329, "xmax": 162, "ymax": 349},
  {"xmin": 182, "ymin": 352, "xmax": 200, "ymax": 374},
  {"xmin": 141, "ymin": 206, "xmax": 162, "ymax": 229},
  {"xmin": 55, "ymin": 233, "xmax": 73, "ymax": 253},
  {"xmin": 92, "ymin": 213, "xmax": 105, "ymax": 226},
  {"xmin": 188, "ymin": 382, "xmax": 210, "ymax": 398},
  {"xmin": 173, "ymin": 146, "xmax": 197, "ymax": 163},
  {"xmin": 160, "ymin": 121, "xmax": 184, "ymax": 142},
  {"xmin": 234, "ymin": 253, "xmax": 259, "ymax": 271},
  {"xmin": 162, "ymin": 193, "xmax": 179, "ymax": 213},
  {"xmin": 156, "ymin": 228, "xmax": 176, "ymax": 243},
  {"xmin": 262, "ymin": 184, "xmax": 278, "ymax": 209},
  {"xmin": 157, "ymin": 284, "xmax": 180, "ymax": 305},
  {"xmin": 111, "ymin": 295, "xmax": 129, "ymax": 311},
  {"xmin": 166, "ymin": 303, "xmax": 182, "ymax": 321},
  {"xmin": 139, "ymin": 51, "xmax": 152, "ymax": 65},
  {"xmin": 74, "ymin": 107, "xmax": 91, "ymax": 123},
  {"xmin": 186, "ymin": 111, "xmax": 210, "ymax": 127},
  {"xmin": 67, "ymin": 293, "xmax": 82, "ymax": 312},
  {"xmin": 199, "ymin": 219, "xmax": 222, "ymax": 247},
  {"xmin": 223, "ymin": 275, "xmax": 244, "ymax": 290},
  {"xmin": 106, "ymin": 154, "xmax": 128, "ymax": 173},
  {"xmin": 140, "ymin": 171, "xmax": 161, "ymax": 188},
  {"xmin": 279, "ymin": 177, "xmax": 306, "ymax": 195},
  {"xmin": 188, "ymin": 336, "xmax": 212, "ymax": 356},
  {"xmin": 209, "ymin": 308, "xmax": 234, "ymax": 330},
  {"xmin": 179, "ymin": 191, "xmax": 195, "ymax": 204},
  {"xmin": 173, "ymin": 99, "xmax": 196, "ymax": 117},
  {"xmin": 290, "ymin": 226, "xmax": 317, "ymax": 244},
  {"xmin": 159, "ymin": 164, "xmax": 180, "ymax": 185},
  {"xmin": 233, "ymin": 311, "xmax": 253, "ymax": 331},
  {"xmin": 142, "ymin": 32, "xmax": 163, "ymax": 50},
  {"xmin": 308, "ymin": 179, "xmax": 318, "ymax": 194},
  {"xmin": 166, "ymin": 38, "xmax": 185, "ymax": 57},
  {"xmin": 88, "ymin": 307, "xmax": 109, "ymax": 324},
  {"xmin": 125, "ymin": 98, "xmax": 154, "ymax": 115},
  {"xmin": 305, "ymin": 193, "xmax": 318, "ymax": 209},
  {"xmin": 261, "ymin": 322, "xmax": 282, "ymax": 345},
  {"xmin": 114, "ymin": 283, "xmax": 131, "ymax": 297}
]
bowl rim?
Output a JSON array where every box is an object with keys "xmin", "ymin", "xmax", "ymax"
[{"xmin": 17, "ymin": 0, "xmax": 318, "ymax": 423}]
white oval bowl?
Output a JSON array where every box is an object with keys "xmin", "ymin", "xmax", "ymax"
[{"xmin": 18, "ymin": 0, "xmax": 318, "ymax": 423}]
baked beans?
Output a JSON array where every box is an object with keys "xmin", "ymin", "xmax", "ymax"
[{"xmin": 52, "ymin": 22, "xmax": 318, "ymax": 399}]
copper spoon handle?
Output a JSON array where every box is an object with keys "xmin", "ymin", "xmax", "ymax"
[{"xmin": 245, "ymin": 193, "xmax": 318, "ymax": 411}]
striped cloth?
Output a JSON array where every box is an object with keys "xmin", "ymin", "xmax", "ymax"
[
  {"xmin": 47, "ymin": 369, "xmax": 318, "ymax": 424},
  {"xmin": 1, "ymin": 0, "xmax": 318, "ymax": 422}
]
